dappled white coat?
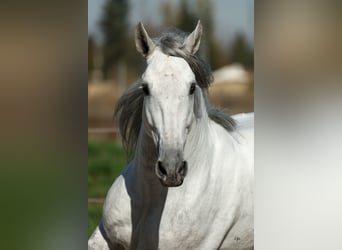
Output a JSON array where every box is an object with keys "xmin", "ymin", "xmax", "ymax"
[{"xmin": 88, "ymin": 112, "xmax": 254, "ymax": 250}]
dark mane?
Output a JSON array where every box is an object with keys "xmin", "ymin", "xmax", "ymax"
[{"xmin": 115, "ymin": 29, "xmax": 236, "ymax": 158}]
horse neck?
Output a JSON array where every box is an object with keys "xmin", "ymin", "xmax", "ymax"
[
  {"xmin": 133, "ymin": 125, "xmax": 163, "ymax": 194},
  {"xmin": 184, "ymin": 91, "xmax": 213, "ymax": 166},
  {"xmin": 184, "ymin": 113, "xmax": 211, "ymax": 165}
]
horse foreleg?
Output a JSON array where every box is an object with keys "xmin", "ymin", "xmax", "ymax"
[
  {"xmin": 88, "ymin": 222, "xmax": 110, "ymax": 250},
  {"xmin": 88, "ymin": 221, "xmax": 125, "ymax": 250}
]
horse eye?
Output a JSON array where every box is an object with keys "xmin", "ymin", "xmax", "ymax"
[
  {"xmin": 141, "ymin": 84, "xmax": 150, "ymax": 96},
  {"xmin": 189, "ymin": 83, "xmax": 196, "ymax": 95}
]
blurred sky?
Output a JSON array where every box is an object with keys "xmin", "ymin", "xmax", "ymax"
[{"xmin": 88, "ymin": 0, "xmax": 254, "ymax": 46}]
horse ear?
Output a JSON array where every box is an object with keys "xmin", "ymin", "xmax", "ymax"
[
  {"xmin": 183, "ymin": 20, "xmax": 203, "ymax": 54},
  {"xmin": 194, "ymin": 86, "xmax": 203, "ymax": 118},
  {"xmin": 135, "ymin": 22, "xmax": 155, "ymax": 57}
]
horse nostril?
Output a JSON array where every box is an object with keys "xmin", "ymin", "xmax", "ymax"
[
  {"xmin": 157, "ymin": 161, "xmax": 167, "ymax": 176},
  {"xmin": 177, "ymin": 161, "xmax": 188, "ymax": 176}
]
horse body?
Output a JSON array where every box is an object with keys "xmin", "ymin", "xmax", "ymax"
[
  {"xmin": 89, "ymin": 113, "xmax": 253, "ymax": 250},
  {"xmin": 88, "ymin": 21, "xmax": 253, "ymax": 250}
]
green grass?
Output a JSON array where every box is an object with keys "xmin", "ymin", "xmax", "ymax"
[
  {"xmin": 88, "ymin": 140, "xmax": 126, "ymax": 237},
  {"xmin": 88, "ymin": 204, "xmax": 103, "ymax": 236}
]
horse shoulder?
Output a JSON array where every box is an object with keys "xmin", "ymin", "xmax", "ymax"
[
  {"xmin": 102, "ymin": 163, "xmax": 134, "ymax": 248},
  {"xmin": 209, "ymin": 122, "xmax": 254, "ymax": 249}
]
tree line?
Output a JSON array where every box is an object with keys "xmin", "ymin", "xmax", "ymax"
[{"xmin": 88, "ymin": 0, "xmax": 253, "ymax": 82}]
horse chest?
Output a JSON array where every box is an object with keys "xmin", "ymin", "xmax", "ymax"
[
  {"xmin": 132, "ymin": 203, "xmax": 211, "ymax": 249},
  {"xmin": 142, "ymin": 192, "xmax": 227, "ymax": 247}
]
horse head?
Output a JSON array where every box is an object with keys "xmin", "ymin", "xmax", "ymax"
[{"xmin": 135, "ymin": 21, "xmax": 203, "ymax": 187}]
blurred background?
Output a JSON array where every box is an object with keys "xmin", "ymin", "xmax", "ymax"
[
  {"xmin": 88, "ymin": 0, "xmax": 254, "ymax": 236},
  {"xmin": 1, "ymin": 1, "xmax": 341, "ymax": 249}
]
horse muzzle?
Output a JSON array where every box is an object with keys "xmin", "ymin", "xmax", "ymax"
[{"xmin": 155, "ymin": 159, "xmax": 188, "ymax": 187}]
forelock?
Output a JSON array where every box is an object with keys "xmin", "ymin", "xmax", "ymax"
[{"xmin": 153, "ymin": 32, "xmax": 213, "ymax": 89}]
